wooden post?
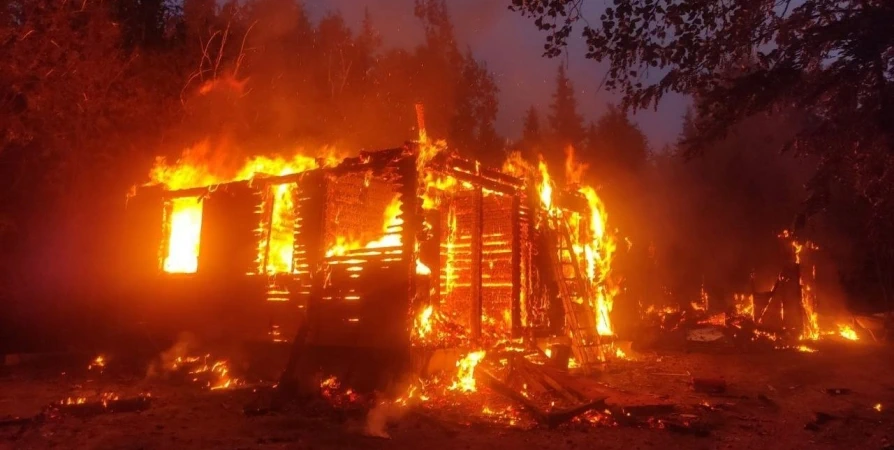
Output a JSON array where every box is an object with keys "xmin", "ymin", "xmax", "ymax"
[
  {"xmin": 511, "ymin": 193, "xmax": 522, "ymax": 337},
  {"xmin": 260, "ymin": 185, "xmax": 276, "ymax": 275},
  {"xmin": 471, "ymin": 188, "xmax": 484, "ymax": 341},
  {"xmin": 429, "ymin": 209, "xmax": 441, "ymax": 309}
]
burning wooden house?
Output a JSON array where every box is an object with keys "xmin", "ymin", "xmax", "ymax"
[{"xmin": 122, "ymin": 140, "xmax": 618, "ymax": 388}]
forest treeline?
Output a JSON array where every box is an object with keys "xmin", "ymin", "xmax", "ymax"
[{"xmin": 0, "ymin": 0, "xmax": 887, "ymax": 324}]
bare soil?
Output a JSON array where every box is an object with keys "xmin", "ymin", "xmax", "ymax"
[{"xmin": 1, "ymin": 342, "xmax": 893, "ymax": 450}]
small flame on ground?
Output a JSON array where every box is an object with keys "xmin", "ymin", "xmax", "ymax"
[
  {"xmin": 837, "ymin": 324, "xmax": 859, "ymax": 341},
  {"xmin": 875, "ymin": 403, "xmax": 883, "ymax": 412},
  {"xmin": 88, "ymin": 355, "xmax": 106, "ymax": 372}
]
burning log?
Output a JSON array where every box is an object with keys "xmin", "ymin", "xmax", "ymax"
[
  {"xmin": 516, "ymin": 358, "xmax": 588, "ymax": 403},
  {"xmin": 475, "ymin": 363, "xmax": 607, "ymax": 429},
  {"xmin": 49, "ymin": 394, "xmax": 152, "ymax": 418}
]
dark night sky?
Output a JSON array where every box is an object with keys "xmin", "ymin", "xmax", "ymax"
[{"xmin": 306, "ymin": 0, "xmax": 688, "ymax": 150}]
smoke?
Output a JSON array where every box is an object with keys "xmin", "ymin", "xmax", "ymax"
[
  {"xmin": 145, "ymin": 331, "xmax": 197, "ymax": 379},
  {"xmin": 363, "ymin": 399, "xmax": 408, "ymax": 439}
]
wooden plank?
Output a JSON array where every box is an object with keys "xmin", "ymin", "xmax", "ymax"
[
  {"xmin": 511, "ymin": 193, "xmax": 521, "ymax": 337},
  {"xmin": 470, "ymin": 188, "xmax": 483, "ymax": 341}
]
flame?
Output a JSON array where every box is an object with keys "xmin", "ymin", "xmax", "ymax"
[
  {"xmin": 421, "ymin": 172, "xmax": 457, "ymax": 210},
  {"xmin": 414, "ymin": 305, "xmax": 434, "ymax": 339},
  {"xmin": 733, "ymin": 294, "xmax": 754, "ymax": 319},
  {"xmin": 171, "ymin": 354, "xmax": 242, "ymax": 390},
  {"xmin": 62, "ymin": 397, "xmax": 87, "ymax": 405},
  {"xmin": 532, "ymin": 152, "xmax": 618, "ymax": 338},
  {"xmin": 837, "ymin": 324, "xmax": 858, "ymax": 341},
  {"xmin": 416, "ymin": 259, "xmax": 432, "ymax": 275},
  {"xmin": 325, "ymin": 195, "xmax": 403, "ymax": 257},
  {"xmin": 578, "ymin": 185, "xmax": 617, "ymax": 336},
  {"xmin": 443, "ymin": 204, "xmax": 458, "ymax": 296},
  {"xmin": 450, "ymin": 350, "xmax": 486, "ymax": 392},
  {"xmin": 148, "ymin": 143, "xmax": 340, "ymax": 274},
  {"xmin": 163, "ymin": 196, "xmax": 204, "ymax": 273},
  {"xmin": 537, "ymin": 159, "xmax": 553, "ymax": 210},
  {"xmin": 88, "ymin": 355, "xmax": 106, "ymax": 372},
  {"xmin": 800, "ymin": 282, "xmax": 820, "ymax": 341},
  {"xmin": 100, "ymin": 392, "xmax": 120, "ymax": 407},
  {"xmin": 875, "ymin": 403, "xmax": 883, "ymax": 412},
  {"xmin": 779, "ymin": 231, "xmax": 823, "ymax": 341},
  {"xmin": 262, "ymin": 183, "xmax": 297, "ymax": 274},
  {"xmin": 501, "ymin": 151, "xmax": 532, "ymax": 178}
]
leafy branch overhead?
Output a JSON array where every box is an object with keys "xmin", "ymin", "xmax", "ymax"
[{"xmin": 510, "ymin": 0, "xmax": 894, "ymax": 214}]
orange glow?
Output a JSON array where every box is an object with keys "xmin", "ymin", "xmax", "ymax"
[
  {"xmin": 837, "ymin": 324, "xmax": 859, "ymax": 341},
  {"xmin": 163, "ymin": 196, "xmax": 204, "ymax": 273}
]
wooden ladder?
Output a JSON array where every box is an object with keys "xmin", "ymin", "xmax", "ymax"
[{"xmin": 545, "ymin": 213, "xmax": 604, "ymax": 367}]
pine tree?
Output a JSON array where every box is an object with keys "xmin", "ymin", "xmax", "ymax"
[
  {"xmin": 588, "ymin": 104, "xmax": 649, "ymax": 177},
  {"xmin": 547, "ymin": 64, "xmax": 584, "ymax": 149},
  {"xmin": 522, "ymin": 106, "xmax": 541, "ymax": 143},
  {"xmin": 520, "ymin": 105, "xmax": 543, "ymax": 161}
]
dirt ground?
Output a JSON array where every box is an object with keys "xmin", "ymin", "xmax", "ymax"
[{"xmin": 1, "ymin": 341, "xmax": 893, "ymax": 450}]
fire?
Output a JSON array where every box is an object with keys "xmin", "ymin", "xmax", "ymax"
[
  {"xmin": 163, "ymin": 196, "xmax": 204, "ymax": 273},
  {"xmin": 262, "ymin": 183, "xmax": 297, "ymax": 274},
  {"xmin": 442, "ymin": 204, "xmax": 458, "ymax": 296},
  {"xmin": 578, "ymin": 185, "xmax": 617, "ymax": 336},
  {"xmin": 800, "ymin": 283, "xmax": 820, "ymax": 341},
  {"xmin": 325, "ymin": 195, "xmax": 403, "ymax": 257},
  {"xmin": 171, "ymin": 354, "xmax": 242, "ymax": 390},
  {"xmin": 875, "ymin": 403, "xmax": 883, "ymax": 412},
  {"xmin": 62, "ymin": 397, "xmax": 87, "ymax": 405},
  {"xmin": 148, "ymin": 142, "xmax": 340, "ymax": 274},
  {"xmin": 450, "ymin": 350, "xmax": 486, "ymax": 393},
  {"xmin": 531, "ymin": 152, "xmax": 618, "ymax": 339},
  {"xmin": 837, "ymin": 324, "xmax": 858, "ymax": 341},
  {"xmin": 88, "ymin": 355, "xmax": 106, "ymax": 372},
  {"xmin": 414, "ymin": 305, "xmax": 434, "ymax": 339},
  {"xmin": 537, "ymin": 159, "xmax": 553, "ymax": 210},
  {"xmin": 420, "ymin": 172, "xmax": 457, "ymax": 210},
  {"xmin": 779, "ymin": 231, "xmax": 823, "ymax": 341},
  {"xmin": 733, "ymin": 294, "xmax": 754, "ymax": 319}
]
